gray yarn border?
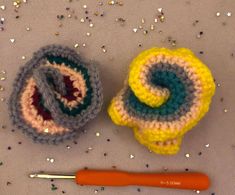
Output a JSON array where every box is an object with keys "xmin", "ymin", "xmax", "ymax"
[{"xmin": 8, "ymin": 45, "xmax": 103, "ymax": 144}]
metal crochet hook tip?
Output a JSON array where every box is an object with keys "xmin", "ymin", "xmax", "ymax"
[{"xmin": 29, "ymin": 173, "xmax": 76, "ymax": 179}]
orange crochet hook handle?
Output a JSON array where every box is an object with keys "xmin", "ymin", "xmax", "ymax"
[{"xmin": 76, "ymin": 170, "xmax": 210, "ymax": 190}]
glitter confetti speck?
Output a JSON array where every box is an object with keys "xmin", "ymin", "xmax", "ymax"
[
  {"xmin": 133, "ymin": 28, "xmax": 138, "ymax": 33},
  {"xmin": 95, "ymin": 132, "xmax": 100, "ymax": 137},
  {"xmin": 205, "ymin": 144, "xmax": 210, "ymax": 148},
  {"xmin": 196, "ymin": 190, "xmax": 200, "ymax": 194},
  {"xmin": 94, "ymin": 189, "xmax": 99, "ymax": 194},
  {"xmin": 227, "ymin": 12, "xmax": 232, "ymax": 17},
  {"xmin": 10, "ymin": 38, "xmax": 15, "ymax": 43},
  {"xmin": 223, "ymin": 109, "xmax": 228, "ymax": 113},
  {"xmin": 21, "ymin": 56, "xmax": 26, "ymax": 60},
  {"xmin": 0, "ymin": 5, "xmax": 6, "ymax": 10},
  {"xmin": 80, "ymin": 18, "xmax": 85, "ymax": 23},
  {"xmin": 44, "ymin": 128, "xmax": 49, "ymax": 133},
  {"xmin": 216, "ymin": 12, "xmax": 221, "ymax": 17},
  {"xmin": 185, "ymin": 153, "xmax": 190, "ymax": 158},
  {"xmin": 83, "ymin": 5, "xmax": 87, "ymax": 9},
  {"xmin": 129, "ymin": 154, "xmax": 135, "ymax": 159}
]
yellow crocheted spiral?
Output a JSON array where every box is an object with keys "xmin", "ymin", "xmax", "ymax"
[{"xmin": 108, "ymin": 47, "xmax": 215, "ymax": 155}]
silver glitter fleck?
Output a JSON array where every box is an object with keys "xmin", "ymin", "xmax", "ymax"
[
  {"xmin": 185, "ymin": 153, "xmax": 190, "ymax": 158},
  {"xmin": 133, "ymin": 28, "xmax": 138, "ymax": 33},
  {"xmin": 0, "ymin": 5, "xmax": 6, "ymax": 10},
  {"xmin": 157, "ymin": 8, "xmax": 163, "ymax": 13},
  {"xmin": 154, "ymin": 18, "xmax": 158, "ymax": 23},
  {"xmin": 205, "ymin": 144, "xmax": 210, "ymax": 148},
  {"xmin": 89, "ymin": 23, "xmax": 94, "ymax": 28},
  {"xmin": 216, "ymin": 12, "xmax": 221, "ymax": 17},
  {"xmin": 10, "ymin": 38, "xmax": 15, "ymax": 43},
  {"xmin": 227, "ymin": 12, "xmax": 232, "ymax": 17},
  {"xmin": 129, "ymin": 154, "xmax": 135, "ymax": 159}
]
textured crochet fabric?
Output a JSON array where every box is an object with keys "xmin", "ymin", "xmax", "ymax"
[
  {"xmin": 9, "ymin": 45, "xmax": 103, "ymax": 144},
  {"xmin": 108, "ymin": 48, "xmax": 215, "ymax": 155}
]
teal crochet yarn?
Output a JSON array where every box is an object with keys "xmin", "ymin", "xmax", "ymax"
[{"xmin": 9, "ymin": 45, "xmax": 103, "ymax": 144}]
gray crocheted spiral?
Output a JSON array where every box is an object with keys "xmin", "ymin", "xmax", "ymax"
[{"xmin": 9, "ymin": 45, "xmax": 103, "ymax": 144}]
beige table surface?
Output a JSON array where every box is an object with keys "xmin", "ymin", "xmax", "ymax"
[{"xmin": 0, "ymin": 0, "xmax": 235, "ymax": 195}]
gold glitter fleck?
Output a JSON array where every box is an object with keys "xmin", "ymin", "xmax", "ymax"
[
  {"xmin": 83, "ymin": 5, "xmax": 87, "ymax": 9},
  {"xmin": 129, "ymin": 154, "xmax": 135, "ymax": 159},
  {"xmin": 0, "ymin": 97, "xmax": 5, "ymax": 102},
  {"xmin": 154, "ymin": 18, "xmax": 158, "ymax": 23},
  {"xmin": 223, "ymin": 109, "xmax": 228, "ymax": 113},
  {"xmin": 89, "ymin": 23, "xmax": 94, "ymax": 28},
  {"xmin": 196, "ymin": 190, "xmax": 200, "ymax": 194},
  {"xmin": 0, "ymin": 77, "xmax": 6, "ymax": 81},
  {"xmin": 1, "ymin": 70, "xmax": 6, "ymax": 74},
  {"xmin": 74, "ymin": 43, "xmax": 79, "ymax": 48},
  {"xmin": 80, "ymin": 18, "xmax": 85, "ymax": 23},
  {"xmin": 94, "ymin": 189, "xmax": 98, "ymax": 194},
  {"xmin": 143, "ymin": 30, "xmax": 148, "ymax": 35},
  {"xmin": 86, "ymin": 32, "xmax": 91, "ymax": 36},
  {"xmin": 95, "ymin": 132, "xmax": 100, "ymax": 137},
  {"xmin": 141, "ymin": 18, "xmax": 145, "ymax": 24},
  {"xmin": 66, "ymin": 145, "xmax": 71, "ymax": 149},
  {"xmin": 44, "ymin": 128, "xmax": 49, "ymax": 133},
  {"xmin": 108, "ymin": 0, "xmax": 115, "ymax": 5},
  {"xmin": 0, "ymin": 86, "xmax": 4, "ymax": 91},
  {"xmin": 185, "ymin": 153, "xmax": 190, "ymax": 158},
  {"xmin": 21, "ymin": 56, "xmax": 26, "ymax": 60},
  {"xmin": 82, "ymin": 43, "xmax": 86, "ymax": 47},
  {"xmin": 150, "ymin": 24, "xmax": 155, "ymax": 30},
  {"xmin": 26, "ymin": 27, "xmax": 31, "ymax": 31},
  {"xmin": 55, "ymin": 32, "xmax": 60, "ymax": 36}
]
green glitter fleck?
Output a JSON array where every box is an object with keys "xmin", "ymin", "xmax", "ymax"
[{"xmin": 51, "ymin": 184, "xmax": 58, "ymax": 191}]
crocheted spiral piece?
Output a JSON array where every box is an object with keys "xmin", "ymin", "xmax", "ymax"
[
  {"xmin": 108, "ymin": 48, "xmax": 215, "ymax": 155},
  {"xmin": 9, "ymin": 45, "xmax": 103, "ymax": 144}
]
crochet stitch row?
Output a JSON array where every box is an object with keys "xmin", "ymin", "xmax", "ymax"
[
  {"xmin": 108, "ymin": 48, "xmax": 215, "ymax": 154},
  {"xmin": 9, "ymin": 45, "xmax": 103, "ymax": 144}
]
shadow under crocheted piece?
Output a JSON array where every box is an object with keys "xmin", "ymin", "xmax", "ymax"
[
  {"xmin": 108, "ymin": 48, "xmax": 215, "ymax": 155},
  {"xmin": 9, "ymin": 45, "xmax": 103, "ymax": 144}
]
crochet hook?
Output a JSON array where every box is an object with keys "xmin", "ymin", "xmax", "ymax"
[{"xmin": 29, "ymin": 170, "xmax": 210, "ymax": 190}]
